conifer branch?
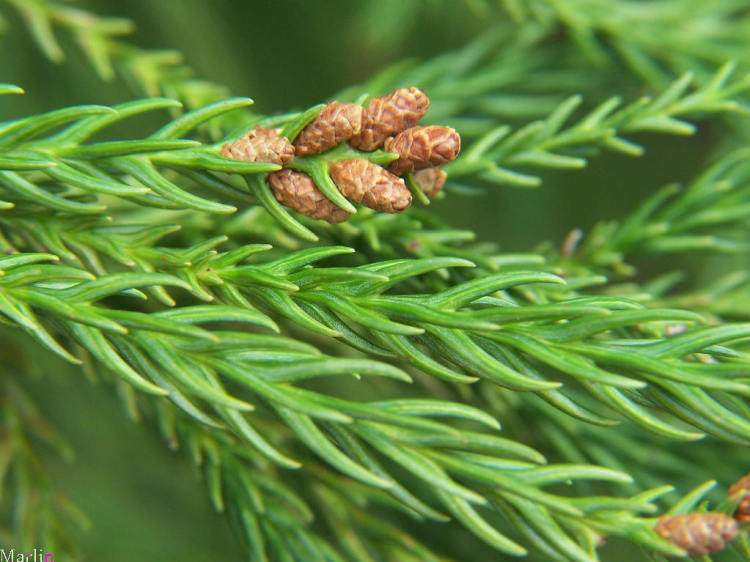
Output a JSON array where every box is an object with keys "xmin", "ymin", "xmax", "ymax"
[
  {"xmin": 2, "ymin": 218, "xmax": 748, "ymax": 556},
  {"xmin": 151, "ymin": 398, "xmax": 453, "ymax": 562},
  {"xmin": 497, "ymin": 0, "xmax": 750, "ymax": 87},
  {"xmin": 2, "ymin": 88, "xmax": 749, "ymax": 448},
  {"xmin": 446, "ymin": 65, "xmax": 750, "ymax": 188},
  {"xmin": 6, "ymin": 208, "xmax": 750, "ymax": 445},
  {"xmin": 561, "ymin": 148, "xmax": 750, "ymax": 274},
  {"xmin": 0, "ymin": 277, "xmax": 700, "ymax": 558},
  {"xmin": 7, "ymin": 0, "xmax": 750, "ymax": 194}
]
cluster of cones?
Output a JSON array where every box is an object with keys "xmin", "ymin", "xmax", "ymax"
[
  {"xmin": 652, "ymin": 472, "xmax": 750, "ymax": 557},
  {"xmin": 220, "ymin": 87, "xmax": 460, "ymax": 224}
]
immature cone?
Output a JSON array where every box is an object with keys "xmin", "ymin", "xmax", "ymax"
[
  {"xmin": 385, "ymin": 125, "xmax": 460, "ymax": 175},
  {"xmin": 268, "ymin": 169, "xmax": 350, "ymax": 224},
  {"xmin": 412, "ymin": 167, "xmax": 447, "ymax": 198},
  {"xmin": 220, "ymin": 126, "xmax": 295, "ymax": 166},
  {"xmin": 729, "ymin": 472, "xmax": 750, "ymax": 522},
  {"xmin": 294, "ymin": 101, "xmax": 363, "ymax": 155},
  {"xmin": 350, "ymin": 87, "xmax": 430, "ymax": 151},
  {"xmin": 329, "ymin": 159, "xmax": 411, "ymax": 213},
  {"xmin": 654, "ymin": 512, "xmax": 738, "ymax": 557}
]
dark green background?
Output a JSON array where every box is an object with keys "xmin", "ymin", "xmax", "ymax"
[{"xmin": 0, "ymin": 1, "xmax": 719, "ymax": 560}]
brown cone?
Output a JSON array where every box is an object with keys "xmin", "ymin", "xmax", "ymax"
[
  {"xmin": 654, "ymin": 512, "xmax": 738, "ymax": 557},
  {"xmin": 268, "ymin": 169, "xmax": 350, "ymax": 224},
  {"xmin": 329, "ymin": 159, "xmax": 411, "ymax": 213},
  {"xmin": 412, "ymin": 167, "xmax": 447, "ymax": 198},
  {"xmin": 385, "ymin": 125, "xmax": 460, "ymax": 175},
  {"xmin": 349, "ymin": 87, "xmax": 430, "ymax": 151},
  {"xmin": 294, "ymin": 102, "xmax": 363, "ymax": 155},
  {"xmin": 729, "ymin": 473, "xmax": 750, "ymax": 523},
  {"xmin": 220, "ymin": 126, "xmax": 295, "ymax": 166}
]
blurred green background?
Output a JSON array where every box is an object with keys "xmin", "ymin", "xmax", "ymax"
[{"xmin": 0, "ymin": 1, "xmax": 720, "ymax": 560}]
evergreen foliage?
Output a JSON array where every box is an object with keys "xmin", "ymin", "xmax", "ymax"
[{"xmin": 1, "ymin": 1, "xmax": 750, "ymax": 560}]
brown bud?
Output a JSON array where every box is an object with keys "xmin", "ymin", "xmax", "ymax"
[
  {"xmin": 221, "ymin": 126, "xmax": 295, "ymax": 166},
  {"xmin": 350, "ymin": 87, "xmax": 430, "ymax": 151},
  {"xmin": 729, "ymin": 473, "xmax": 750, "ymax": 523},
  {"xmin": 654, "ymin": 512, "xmax": 738, "ymax": 557},
  {"xmin": 294, "ymin": 102, "xmax": 363, "ymax": 155},
  {"xmin": 268, "ymin": 169, "xmax": 350, "ymax": 224},
  {"xmin": 329, "ymin": 159, "xmax": 411, "ymax": 213},
  {"xmin": 385, "ymin": 126, "xmax": 460, "ymax": 175},
  {"xmin": 412, "ymin": 167, "xmax": 447, "ymax": 198}
]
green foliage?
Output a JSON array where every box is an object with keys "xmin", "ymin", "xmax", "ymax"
[
  {"xmin": 448, "ymin": 65, "xmax": 750, "ymax": 187},
  {"xmin": 499, "ymin": 0, "xmax": 750, "ymax": 87},
  {"xmin": 567, "ymin": 149, "xmax": 750, "ymax": 270},
  {"xmin": 0, "ymin": 372, "xmax": 89, "ymax": 558},
  {"xmin": 2, "ymin": 1, "xmax": 750, "ymax": 561}
]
